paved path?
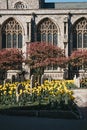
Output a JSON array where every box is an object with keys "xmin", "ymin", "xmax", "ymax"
[
  {"xmin": 0, "ymin": 115, "xmax": 87, "ymax": 130},
  {"xmin": 73, "ymin": 89, "xmax": 87, "ymax": 119}
]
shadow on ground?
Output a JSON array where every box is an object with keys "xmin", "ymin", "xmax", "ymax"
[{"xmin": 79, "ymin": 106, "xmax": 87, "ymax": 120}]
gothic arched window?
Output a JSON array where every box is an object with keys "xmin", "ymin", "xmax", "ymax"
[
  {"xmin": 37, "ymin": 18, "xmax": 58, "ymax": 46},
  {"xmin": 37, "ymin": 18, "xmax": 58, "ymax": 70},
  {"xmin": 73, "ymin": 18, "xmax": 87, "ymax": 49},
  {"xmin": 2, "ymin": 18, "xmax": 22, "ymax": 48}
]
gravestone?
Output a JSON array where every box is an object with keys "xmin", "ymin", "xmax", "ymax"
[
  {"xmin": 74, "ymin": 75, "xmax": 80, "ymax": 88},
  {"xmin": 30, "ymin": 75, "xmax": 35, "ymax": 88},
  {"xmin": 16, "ymin": 87, "xmax": 19, "ymax": 102},
  {"xmin": 3, "ymin": 79, "xmax": 11, "ymax": 85},
  {"xmin": 41, "ymin": 74, "xmax": 49, "ymax": 84},
  {"xmin": 48, "ymin": 76, "xmax": 52, "ymax": 82},
  {"xmin": 3, "ymin": 79, "xmax": 6, "ymax": 86},
  {"xmin": 41, "ymin": 75, "xmax": 45, "ymax": 85},
  {"xmin": 30, "ymin": 75, "xmax": 35, "ymax": 95},
  {"xmin": 16, "ymin": 83, "xmax": 24, "ymax": 102},
  {"xmin": 37, "ymin": 75, "xmax": 41, "ymax": 85}
]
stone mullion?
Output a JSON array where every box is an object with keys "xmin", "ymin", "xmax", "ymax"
[
  {"xmin": 6, "ymin": 32, "xmax": 7, "ymax": 48},
  {"xmin": 46, "ymin": 28, "xmax": 49, "ymax": 43},
  {"xmin": 82, "ymin": 30, "xmax": 84, "ymax": 49},
  {"xmin": 17, "ymin": 31, "xmax": 18, "ymax": 48},
  {"xmin": 51, "ymin": 28, "xmax": 53, "ymax": 45},
  {"xmin": 57, "ymin": 31, "xmax": 58, "ymax": 46},
  {"xmin": 29, "ymin": 22, "xmax": 31, "ymax": 42},
  {"xmin": 77, "ymin": 32, "xmax": 78, "ymax": 48},
  {"xmin": 40, "ymin": 32, "xmax": 42, "ymax": 42},
  {"xmin": 11, "ymin": 32, "xmax": 13, "ymax": 48}
]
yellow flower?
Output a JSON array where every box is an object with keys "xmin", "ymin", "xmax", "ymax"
[
  {"xmin": 9, "ymin": 91, "xmax": 12, "ymax": 95},
  {"xmin": 0, "ymin": 85, "xmax": 2, "ymax": 89},
  {"xmin": 19, "ymin": 89, "xmax": 23, "ymax": 94},
  {"xmin": 4, "ymin": 91, "xmax": 7, "ymax": 95}
]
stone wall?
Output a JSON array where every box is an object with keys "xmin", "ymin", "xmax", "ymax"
[
  {"xmin": 0, "ymin": 0, "xmax": 7, "ymax": 9},
  {"xmin": 8, "ymin": 0, "xmax": 40, "ymax": 9},
  {"xmin": 0, "ymin": 0, "xmax": 87, "ymax": 79},
  {"xmin": 44, "ymin": 70, "xmax": 64, "ymax": 80}
]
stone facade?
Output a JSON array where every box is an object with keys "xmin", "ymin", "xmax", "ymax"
[
  {"xmin": 0, "ymin": 0, "xmax": 7, "ymax": 9},
  {"xmin": 0, "ymin": 0, "xmax": 87, "ymax": 79}
]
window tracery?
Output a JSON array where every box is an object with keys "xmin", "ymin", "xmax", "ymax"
[
  {"xmin": 2, "ymin": 18, "xmax": 22, "ymax": 48},
  {"xmin": 37, "ymin": 18, "xmax": 58, "ymax": 46},
  {"xmin": 14, "ymin": 1, "xmax": 27, "ymax": 9},
  {"xmin": 73, "ymin": 18, "xmax": 87, "ymax": 49}
]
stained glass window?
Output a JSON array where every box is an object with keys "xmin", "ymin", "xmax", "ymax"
[
  {"xmin": 18, "ymin": 34, "xmax": 22, "ymax": 48},
  {"xmin": 73, "ymin": 18, "xmax": 87, "ymax": 49},
  {"xmin": 42, "ymin": 33, "xmax": 46, "ymax": 42},
  {"xmin": 7, "ymin": 34, "xmax": 11, "ymax": 48},
  {"xmin": 83, "ymin": 33, "xmax": 87, "ymax": 48},
  {"xmin": 48, "ymin": 33, "xmax": 52, "ymax": 43},
  {"xmin": 78, "ymin": 33, "xmax": 82, "ymax": 48},
  {"xmin": 2, "ymin": 18, "xmax": 22, "ymax": 49},
  {"xmin": 2, "ymin": 33, "xmax": 6, "ymax": 48},
  {"xmin": 13, "ymin": 34, "xmax": 17, "ymax": 48},
  {"xmin": 37, "ymin": 18, "xmax": 58, "ymax": 45},
  {"xmin": 53, "ymin": 33, "xmax": 57, "ymax": 46}
]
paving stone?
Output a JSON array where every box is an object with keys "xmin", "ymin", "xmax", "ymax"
[{"xmin": 73, "ymin": 89, "xmax": 87, "ymax": 119}]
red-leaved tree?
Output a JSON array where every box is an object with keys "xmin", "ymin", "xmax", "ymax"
[
  {"xmin": 69, "ymin": 49, "xmax": 87, "ymax": 68},
  {"xmin": 0, "ymin": 48, "xmax": 24, "ymax": 70},
  {"xmin": 26, "ymin": 42, "xmax": 67, "ymax": 75}
]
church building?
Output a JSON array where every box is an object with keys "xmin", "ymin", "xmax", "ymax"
[{"xmin": 0, "ymin": 0, "xmax": 87, "ymax": 79}]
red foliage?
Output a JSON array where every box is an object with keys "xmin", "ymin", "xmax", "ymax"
[
  {"xmin": 26, "ymin": 42, "xmax": 67, "ymax": 68},
  {"xmin": 69, "ymin": 49, "xmax": 87, "ymax": 67},
  {"xmin": 0, "ymin": 48, "xmax": 24, "ymax": 70}
]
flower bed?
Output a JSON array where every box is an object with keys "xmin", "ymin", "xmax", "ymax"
[
  {"xmin": 0, "ymin": 80, "xmax": 75, "ymax": 105},
  {"xmin": 0, "ymin": 80, "xmax": 80, "ymax": 119}
]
